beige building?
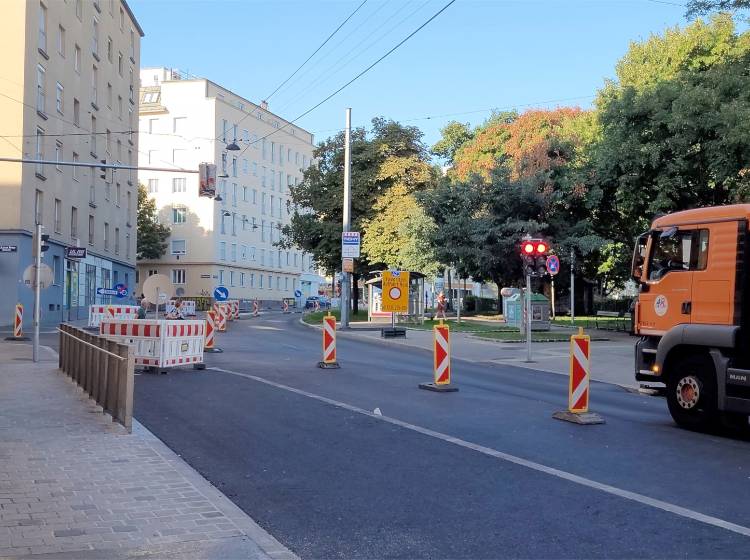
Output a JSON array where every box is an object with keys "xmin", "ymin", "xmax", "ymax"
[
  {"xmin": 136, "ymin": 67, "xmax": 320, "ymax": 304},
  {"xmin": 0, "ymin": 0, "xmax": 143, "ymax": 326}
]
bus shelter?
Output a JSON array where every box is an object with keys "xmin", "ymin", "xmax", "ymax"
[{"xmin": 365, "ymin": 271, "xmax": 426, "ymax": 324}]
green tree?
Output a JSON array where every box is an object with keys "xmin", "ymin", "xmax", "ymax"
[
  {"xmin": 430, "ymin": 121, "xmax": 474, "ymax": 164},
  {"xmin": 136, "ymin": 183, "xmax": 170, "ymax": 260},
  {"xmin": 686, "ymin": 0, "xmax": 750, "ymax": 18},
  {"xmin": 280, "ymin": 118, "xmax": 431, "ymax": 313}
]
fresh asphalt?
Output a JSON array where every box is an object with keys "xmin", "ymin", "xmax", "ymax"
[{"xmin": 128, "ymin": 313, "xmax": 750, "ymax": 558}]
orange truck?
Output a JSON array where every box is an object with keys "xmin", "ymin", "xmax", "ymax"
[{"xmin": 632, "ymin": 204, "xmax": 750, "ymax": 430}]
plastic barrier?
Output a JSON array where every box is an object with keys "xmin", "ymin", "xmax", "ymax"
[
  {"xmin": 252, "ymin": 300, "xmax": 259, "ymax": 317},
  {"xmin": 419, "ymin": 321, "xmax": 458, "ymax": 392},
  {"xmin": 213, "ymin": 302, "xmax": 228, "ymax": 332},
  {"xmin": 181, "ymin": 300, "xmax": 196, "ymax": 316},
  {"xmin": 205, "ymin": 311, "xmax": 216, "ymax": 350},
  {"xmin": 13, "ymin": 304, "xmax": 22, "ymax": 337},
  {"xmin": 88, "ymin": 305, "xmax": 139, "ymax": 328},
  {"xmin": 553, "ymin": 328, "xmax": 604, "ymax": 425},
  {"xmin": 317, "ymin": 313, "xmax": 340, "ymax": 369},
  {"xmin": 231, "ymin": 300, "xmax": 239, "ymax": 319},
  {"xmin": 99, "ymin": 319, "xmax": 205, "ymax": 369}
]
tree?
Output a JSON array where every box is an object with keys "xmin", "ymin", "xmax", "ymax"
[
  {"xmin": 430, "ymin": 121, "xmax": 474, "ymax": 164},
  {"xmin": 589, "ymin": 15, "xmax": 750, "ymax": 275},
  {"xmin": 280, "ymin": 118, "xmax": 431, "ymax": 313},
  {"xmin": 686, "ymin": 0, "xmax": 750, "ymax": 18},
  {"xmin": 136, "ymin": 183, "xmax": 170, "ymax": 260}
]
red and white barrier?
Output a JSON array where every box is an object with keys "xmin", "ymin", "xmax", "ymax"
[
  {"xmin": 226, "ymin": 300, "xmax": 239, "ymax": 321},
  {"xmin": 282, "ymin": 301, "xmax": 290, "ymax": 313},
  {"xmin": 252, "ymin": 300, "xmax": 259, "ymax": 317},
  {"xmin": 205, "ymin": 311, "xmax": 216, "ymax": 350},
  {"xmin": 13, "ymin": 304, "xmax": 23, "ymax": 338},
  {"xmin": 99, "ymin": 319, "xmax": 205, "ymax": 368},
  {"xmin": 317, "ymin": 313, "xmax": 339, "ymax": 368},
  {"xmin": 213, "ymin": 302, "xmax": 228, "ymax": 332},
  {"xmin": 181, "ymin": 300, "xmax": 196, "ymax": 316},
  {"xmin": 419, "ymin": 321, "xmax": 458, "ymax": 392},
  {"xmin": 88, "ymin": 305, "xmax": 139, "ymax": 328},
  {"xmin": 569, "ymin": 330, "xmax": 590, "ymax": 413}
]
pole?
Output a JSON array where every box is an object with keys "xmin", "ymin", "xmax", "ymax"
[
  {"xmin": 33, "ymin": 223, "xmax": 41, "ymax": 363},
  {"xmin": 456, "ymin": 277, "xmax": 462, "ymax": 324},
  {"xmin": 341, "ymin": 108, "xmax": 352, "ymax": 329},
  {"xmin": 570, "ymin": 248, "xmax": 575, "ymax": 326},
  {"xmin": 551, "ymin": 278, "xmax": 556, "ymax": 320},
  {"xmin": 525, "ymin": 272, "xmax": 532, "ymax": 363}
]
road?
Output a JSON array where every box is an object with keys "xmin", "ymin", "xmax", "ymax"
[{"xmin": 131, "ymin": 313, "xmax": 750, "ymax": 559}]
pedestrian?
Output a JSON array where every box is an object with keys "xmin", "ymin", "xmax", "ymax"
[{"xmin": 436, "ymin": 291, "xmax": 447, "ymax": 320}]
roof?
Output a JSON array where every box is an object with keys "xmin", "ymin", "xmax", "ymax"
[
  {"xmin": 652, "ymin": 204, "xmax": 750, "ymax": 228},
  {"xmin": 121, "ymin": 0, "xmax": 145, "ymax": 37}
]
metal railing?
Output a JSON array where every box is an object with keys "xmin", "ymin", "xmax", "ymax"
[{"xmin": 58, "ymin": 324, "xmax": 135, "ymax": 432}]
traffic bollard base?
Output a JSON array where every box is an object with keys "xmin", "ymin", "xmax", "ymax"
[
  {"xmin": 552, "ymin": 410, "xmax": 605, "ymax": 425},
  {"xmin": 4, "ymin": 336, "xmax": 30, "ymax": 341},
  {"xmin": 317, "ymin": 361, "xmax": 340, "ymax": 369},
  {"xmin": 419, "ymin": 382, "xmax": 459, "ymax": 393},
  {"xmin": 193, "ymin": 363, "xmax": 206, "ymax": 370},
  {"xmin": 204, "ymin": 347, "xmax": 224, "ymax": 353}
]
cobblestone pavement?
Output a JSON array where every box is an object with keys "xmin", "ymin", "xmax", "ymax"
[{"xmin": 0, "ymin": 341, "xmax": 295, "ymax": 559}]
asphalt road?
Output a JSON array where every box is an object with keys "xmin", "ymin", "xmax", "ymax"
[{"xmin": 131, "ymin": 313, "xmax": 750, "ymax": 559}]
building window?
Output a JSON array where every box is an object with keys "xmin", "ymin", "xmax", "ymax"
[
  {"xmin": 172, "ymin": 206, "xmax": 187, "ymax": 224},
  {"xmin": 285, "ymin": 277, "xmax": 289, "ymax": 290},
  {"xmin": 115, "ymin": 182, "xmax": 121, "ymax": 206},
  {"xmin": 88, "ymin": 215, "xmax": 94, "ymax": 245},
  {"xmin": 172, "ymin": 178, "xmax": 186, "ymax": 193},
  {"xmin": 241, "ymin": 244, "xmax": 247, "ymax": 259},
  {"xmin": 221, "ymin": 152, "xmax": 227, "ymax": 174},
  {"xmin": 252, "ymin": 189, "xmax": 257, "ymax": 204},
  {"xmin": 75, "ymin": 0, "xmax": 82, "ymax": 20},
  {"xmin": 172, "ymin": 269, "xmax": 186, "ymax": 284},
  {"xmin": 148, "ymin": 178, "xmax": 158, "ymax": 193},
  {"xmin": 220, "ymin": 213, "xmax": 226, "ymax": 235},
  {"xmin": 250, "ymin": 246, "xmax": 256, "ymax": 261},
  {"xmin": 70, "ymin": 206, "xmax": 78, "ymax": 238},
  {"xmin": 73, "ymin": 98, "xmax": 79, "ymax": 126},
  {"xmin": 231, "ymin": 243, "xmax": 237, "ymax": 262},
  {"xmin": 92, "ymin": 17, "xmax": 99, "ymax": 56},
  {"xmin": 91, "ymin": 64, "xmax": 98, "ymax": 105},
  {"xmin": 72, "ymin": 152, "xmax": 79, "ymax": 180},
  {"xmin": 107, "ymin": 82, "xmax": 112, "ymax": 108},
  {"xmin": 129, "ymin": 28, "xmax": 135, "ymax": 59},
  {"xmin": 260, "ymin": 249, "xmax": 265, "ymax": 266},
  {"xmin": 107, "ymin": 36, "xmax": 112, "ymax": 63},
  {"xmin": 243, "ymin": 186, "xmax": 248, "ymax": 202},
  {"xmin": 118, "ymin": 52, "xmax": 123, "ymax": 76},
  {"xmin": 54, "ymin": 140, "xmax": 62, "ymax": 171},
  {"xmin": 52, "ymin": 198, "xmax": 61, "ymax": 232},
  {"xmin": 36, "ymin": 65, "xmax": 45, "ymax": 113},
  {"xmin": 261, "ymin": 193, "xmax": 266, "ymax": 216},
  {"xmin": 219, "ymin": 242, "xmax": 226, "ymax": 260},
  {"xmin": 268, "ymin": 275, "xmax": 272, "ymax": 290},
  {"xmin": 129, "ymin": 68, "xmax": 134, "ymax": 102},
  {"xmin": 173, "ymin": 117, "xmax": 186, "ymax": 134},
  {"xmin": 250, "ymin": 273, "xmax": 255, "ymax": 288},
  {"xmin": 232, "ymin": 183, "xmax": 237, "ymax": 207},
  {"xmin": 229, "ymin": 271, "xmax": 235, "ymax": 287},
  {"xmin": 240, "ymin": 272, "xmax": 245, "ymax": 287},
  {"xmin": 57, "ymin": 25, "xmax": 65, "ymax": 56},
  {"xmin": 90, "ymin": 115, "xmax": 97, "ymax": 154},
  {"xmin": 119, "ymin": 6, "xmax": 124, "ymax": 29},
  {"xmin": 74, "ymin": 44, "xmax": 81, "ymax": 73},
  {"xmin": 54, "ymin": 82, "xmax": 64, "ymax": 114},
  {"xmin": 219, "ymin": 270, "xmax": 224, "ymax": 285},
  {"xmin": 231, "ymin": 213, "xmax": 237, "ymax": 236},
  {"xmin": 253, "ymin": 162, "xmax": 258, "ymax": 176},
  {"xmin": 35, "ymin": 128, "xmax": 44, "ymax": 176},
  {"xmin": 38, "ymin": 2, "xmax": 47, "ymax": 52},
  {"xmin": 271, "ymin": 142, "xmax": 275, "ymax": 164},
  {"xmin": 171, "ymin": 239, "xmax": 186, "ymax": 255},
  {"xmin": 103, "ymin": 222, "xmax": 109, "ymax": 250},
  {"xmin": 259, "ymin": 274, "xmax": 263, "ymax": 288},
  {"xmin": 114, "ymin": 227, "xmax": 119, "ymax": 254},
  {"xmin": 232, "ymin": 157, "xmax": 237, "ymax": 177},
  {"xmin": 125, "ymin": 233, "xmax": 130, "ymax": 258}
]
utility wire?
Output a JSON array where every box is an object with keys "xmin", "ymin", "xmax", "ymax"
[{"xmin": 264, "ymin": 0, "xmax": 368, "ymax": 103}]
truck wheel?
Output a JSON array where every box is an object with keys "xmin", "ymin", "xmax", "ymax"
[{"xmin": 666, "ymin": 354, "xmax": 718, "ymax": 431}]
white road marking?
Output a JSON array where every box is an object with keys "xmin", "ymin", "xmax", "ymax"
[
  {"xmin": 209, "ymin": 365, "xmax": 750, "ymax": 539},
  {"xmin": 250, "ymin": 326, "xmax": 282, "ymax": 331}
]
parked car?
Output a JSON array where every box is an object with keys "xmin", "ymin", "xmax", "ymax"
[{"xmin": 305, "ymin": 296, "xmax": 331, "ymax": 309}]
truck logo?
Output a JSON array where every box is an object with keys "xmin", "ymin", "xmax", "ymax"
[{"xmin": 654, "ymin": 295, "xmax": 668, "ymax": 317}]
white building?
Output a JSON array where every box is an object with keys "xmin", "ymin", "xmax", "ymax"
[{"xmin": 136, "ymin": 67, "xmax": 322, "ymax": 303}]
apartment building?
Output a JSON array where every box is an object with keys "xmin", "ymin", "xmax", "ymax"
[
  {"xmin": 136, "ymin": 67, "xmax": 321, "ymax": 303},
  {"xmin": 0, "ymin": 0, "xmax": 143, "ymax": 326}
]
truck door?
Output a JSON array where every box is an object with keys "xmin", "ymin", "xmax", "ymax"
[
  {"xmin": 691, "ymin": 222, "xmax": 736, "ymax": 326},
  {"xmin": 640, "ymin": 228, "xmax": 695, "ymax": 335}
]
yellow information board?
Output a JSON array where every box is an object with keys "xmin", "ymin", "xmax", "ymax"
[{"xmin": 381, "ymin": 270, "xmax": 410, "ymax": 313}]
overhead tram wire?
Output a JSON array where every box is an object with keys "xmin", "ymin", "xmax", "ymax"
[
  {"xmin": 275, "ymin": 0, "xmax": 428, "ymax": 115},
  {"xmin": 263, "ymin": 0, "xmax": 369, "ymax": 103},
  {"xmin": 232, "ymin": 0, "xmax": 458, "ymax": 161}
]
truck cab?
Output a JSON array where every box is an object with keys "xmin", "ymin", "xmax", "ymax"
[{"xmin": 632, "ymin": 205, "xmax": 750, "ymax": 430}]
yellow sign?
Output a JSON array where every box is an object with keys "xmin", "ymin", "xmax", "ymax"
[{"xmin": 381, "ymin": 270, "xmax": 410, "ymax": 313}]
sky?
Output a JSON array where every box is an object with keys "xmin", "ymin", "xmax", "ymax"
[{"xmin": 128, "ymin": 0, "xmax": 691, "ymax": 149}]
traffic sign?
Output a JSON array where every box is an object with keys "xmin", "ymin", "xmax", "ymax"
[
  {"xmin": 96, "ymin": 287, "xmax": 119, "ymax": 296},
  {"xmin": 546, "ymin": 254, "xmax": 560, "ymax": 276},
  {"xmin": 342, "ymin": 257, "xmax": 354, "ymax": 273},
  {"xmin": 342, "ymin": 231, "xmax": 360, "ymax": 258},
  {"xmin": 214, "ymin": 286, "xmax": 229, "ymax": 301},
  {"xmin": 113, "ymin": 283, "xmax": 128, "ymax": 299},
  {"xmin": 294, "ymin": 289, "xmax": 303, "ymax": 298},
  {"xmin": 381, "ymin": 270, "xmax": 410, "ymax": 313},
  {"xmin": 22, "ymin": 264, "xmax": 54, "ymax": 289},
  {"xmin": 64, "ymin": 246, "xmax": 86, "ymax": 259}
]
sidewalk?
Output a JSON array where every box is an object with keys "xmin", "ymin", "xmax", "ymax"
[
  {"xmin": 0, "ymin": 341, "xmax": 295, "ymax": 559},
  {"xmin": 330, "ymin": 321, "xmax": 637, "ymax": 388}
]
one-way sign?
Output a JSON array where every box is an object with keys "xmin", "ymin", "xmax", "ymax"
[{"xmin": 96, "ymin": 287, "xmax": 119, "ymax": 296}]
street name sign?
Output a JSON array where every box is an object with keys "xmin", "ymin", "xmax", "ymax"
[
  {"xmin": 0, "ymin": 245, "xmax": 18, "ymax": 253},
  {"xmin": 64, "ymin": 247, "xmax": 87, "ymax": 259},
  {"xmin": 341, "ymin": 231, "xmax": 361, "ymax": 258},
  {"xmin": 381, "ymin": 270, "xmax": 410, "ymax": 313}
]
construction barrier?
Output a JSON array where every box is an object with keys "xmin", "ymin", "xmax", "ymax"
[
  {"xmin": 181, "ymin": 300, "xmax": 196, "ymax": 316},
  {"xmin": 204, "ymin": 310, "xmax": 219, "ymax": 352},
  {"xmin": 13, "ymin": 304, "xmax": 23, "ymax": 337},
  {"xmin": 317, "ymin": 313, "xmax": 339, "ymax": 368},
  {"xmin": 99, "ymin": 319, "xmax": 205, "ymax": 369},
  {"xmin": 252, "ymin": 300, "xmax": 259, "ymax": 317},
  {"xmin": 553, "ymin": 328, "xmax": 604, "ymax": 424},
  {"xmin": 282, "ymin": 301, "xmax": 290, "ymax": 313},
  {"xmin": 227, "ymin": 300, "xmax": 239, "ymax": 320},
  {"xmin": 88, "ymin": 305, "xmax": 139, "ymax": 328},
  {"xmin": 419, "ymin": 321, "xmax": 458, "ymax": 392},
  {"xmin": 213, "ymin": 302, "xmax": 228, "ymax": 332}
]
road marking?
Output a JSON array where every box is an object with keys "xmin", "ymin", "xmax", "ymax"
[
  {"xmin": 209, "ymin": 365, "xmax": 750, "ymax": 539},
  {"xmin": 250, "ymin": 326, "xmax": 282, "ymax": 331}
]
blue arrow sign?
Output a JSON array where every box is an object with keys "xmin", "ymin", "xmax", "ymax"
[
  {"xmin": 97, "ymin": 287, "xmax": 119, "ymax": 296},
  {"xmin": 546, "ymin": 255, "xmax": 560, "ymax": 276},
  {"xmin": 214, "ymin": 286, "xmax": 229, "ymax": 301},
  {"xmin": 294, "ymin": 289, "xmax": 303, "ymax": 298}
]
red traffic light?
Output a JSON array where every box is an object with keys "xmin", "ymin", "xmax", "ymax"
[
  {"xmin": 536, "ymin": 242, "xmax": 547, "ymax": 254},
  {"xmin": 523, "ymin": 242, "xmax": 535, "ymax": 254}
]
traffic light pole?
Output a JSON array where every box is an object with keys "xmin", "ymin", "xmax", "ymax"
[
  {"xmin": 525, "ymin": 272, "xmax": 532, "ymax": 363},
  {"xmin": 33, "ymin": 223, "xmax": 42, "ymax": 363}
]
